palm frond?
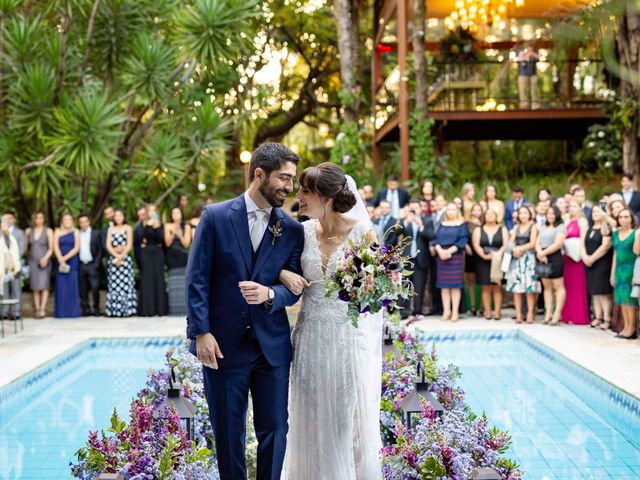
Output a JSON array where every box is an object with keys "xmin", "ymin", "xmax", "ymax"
[{"xmin": 7, "ymin": 63, "xmax": 56, "ymax": 137}]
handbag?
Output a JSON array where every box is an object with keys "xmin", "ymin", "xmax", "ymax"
[
  {"xmin": 490, "ymin": 252, "xmax": 503, "ymax": 284},
  {"xmin": 563, "ymin": 237, "xmax": 581, "ymax": 262},
  {"xmin": 535, "ymin": 261, "xmax": 553, "ymax": 278},
  {"xmin": 500, "ymin": 251, "xmax": 512, "ymax": 273}
]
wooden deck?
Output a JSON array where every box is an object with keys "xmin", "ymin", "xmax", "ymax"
[{"xmin": 375, "ymin": 108, "xmax": 608, "ymax": 143}]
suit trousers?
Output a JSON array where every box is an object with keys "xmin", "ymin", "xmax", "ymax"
[
  {"xmin": 203, "ymin": 327, "xmax": 290, "ymax": 480},
  {"xmin": 2, "ymin": 277, "xmax": 21, "ymax": 317},
  {"xmin": 79, "ymin": 262, "xmax": 100, "ymax": 314}
]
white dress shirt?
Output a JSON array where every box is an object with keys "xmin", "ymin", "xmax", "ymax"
[
  {"xmin": 79, "ymin": 227, "xmax": 93, "ymax": 263},
  {"xmin": 244, "ymin": 191, "xmax": 272, "ymax": 245},
  {"xmin": 386, "ymin": 189, "xmax": 400, "ymax": 218}
]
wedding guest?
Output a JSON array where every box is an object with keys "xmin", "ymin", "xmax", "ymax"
[
  {"xmin": 555, "ymin": 196, "xmax": 569, "ymax": 221},
  {"xmin": 1, "ymin": 211, "xmax": 24, "ymax": 320},
  {"xmin": 537, "ymin": 187, "xmax": 552, "ymax": 202},
  {"xmin": 460, "ymin": 182, "xmax": 476, "ymax": 221},
  {"xmin": 105, "ymin": 210, "xmax": 137, "ymax": 317},
  {"xmin": 431, "ymin": 203, "xmax": 469, "ymax": 322},
  {"xmin": 373, "ymin": 200, "xmax": 399, "ymax": 246},
  {"xmin": 25, "ymin": 211, "xmax": 53, "ymax": 318},
  {"xmin": 464, "ymin": 203, "xmax": 483, "ymax": 316},
  {"xmin": 362, "ymin": 184, "xmax": 375, "ymax": 206},
  {"xmin": 561, "ymin": 200, "xmax": 590, "ymax": 325},
  {"xmin": 473, "ymin": 208, "xmax": 508, "ymax": 320},
  {"xmin": 373, "ymin": 175, "xmax": 410, "ymax": 218},
  {"xmin": 77, "ymin": 213, "xmax": 102, "ymax": 316},
  {"xmin": 432, "ymin": 194, "xmax": 447, "ymax": 230},
  {"xmin": 400, "ymin": 201, "xmax": 435, "ymax": 319},
  {"xmin": 0, "ymin": 216, "xmax": 21, "ymax": 316},
  {"xmin": 536, "ymin": 205, "xmax": 566, "ymax": 326},
  {"xmin": 175, "ymin": 193, "xmax": 189, "ymax": 212},
  {"xmin": 535, "ymin": 199, "xmax": 550, "ymax": 227},
  {"xmin": 101, "ymin": 205, "xmax": 115, "ymax": 247},
  {"xmin": 165, "ymin": 207, "xmax": 191, "ymax": 316},
  {"xmin": 189, "ymin": 203, "xmax": 204, "ymax": 240},
  {"xmin": 420, "ymin": 180, "xmax": 435, "ymax": 214},
  {"xmin": 572, "ymin": 186, "xmax": 591, "ymax": 220},
  {"xmin": 133, "ymin": 206, "xmax": 146, "ymax": 267},
  {"xmin": 505, "ymin": 186, "xmax": 526, "ymax": 231},
  {"xmin": 484, "ymin": 184, "xmax": 505, "ymax": 224},
  {"xmin": 621, "ymin": 172, "xmax": 640, "ymax": 214},
  {"xmin": 137, "ymin": 204, "xmax": 167, "ymax": 316},
  {"xmin": 582, "ymin": 204, "xmax": 613, "ymax": 330},
  {"xmin": 611, "ymin": 208, "xmax": 639, "ymax": 339},
  {"xmin": 506, "ymin": 206, "xmax": 540, "ymax": 323},
  {"xmin": 453, "ymin": 196, "xmax": 463, "ymax": 212},
  {"xmin": 53, "ymin": 213, "xmax": 80, "ymax": 318}
]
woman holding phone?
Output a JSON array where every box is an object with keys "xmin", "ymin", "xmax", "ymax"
[{"xmin": 136, "ymin": 203, "xmax": 168, "ymax": 316}]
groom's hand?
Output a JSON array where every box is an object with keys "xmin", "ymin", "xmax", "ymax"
[
  {"xmin": 238, "ymin": 281, "xmax": 269, "ymax": 304},
  {"xmin": 196, "ymin": 333, "xmax": 224, "ymax": 369}
]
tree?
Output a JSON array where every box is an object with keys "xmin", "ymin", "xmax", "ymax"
[{"xmin": 0, "ymin": 0, "xmax": 259, "ymax": 226}]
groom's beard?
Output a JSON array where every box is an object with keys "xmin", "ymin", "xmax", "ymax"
[{"xmin": 259, "ymin": 179, "xmax": 290, "ymax": 208}]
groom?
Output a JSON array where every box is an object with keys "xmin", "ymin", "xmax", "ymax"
[{"xmin": 186, "ymin": 143, "xmax": 304, "ymax": 480}]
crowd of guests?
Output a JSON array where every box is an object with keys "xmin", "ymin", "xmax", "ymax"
[
  {"xmin": 358, "ymin": 173, "xmax": 640, "ymax": 341},
  {"xmin": 0, "ymin": 194, "xmax": 204, "ymax": 320}
]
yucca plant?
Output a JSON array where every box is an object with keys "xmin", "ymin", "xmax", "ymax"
[{"xmin": 0, "ymin": 0, "xmax": 260, "ymax": 225}]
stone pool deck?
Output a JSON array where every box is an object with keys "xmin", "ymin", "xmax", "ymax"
[{"xmin": 1, "ymin": 311, "xmax": 639, "ymax": 399}]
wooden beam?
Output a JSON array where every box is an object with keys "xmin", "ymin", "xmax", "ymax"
[
  {"xmin": 397, "ymin": 0, "xmax": 410, "ymax": 181},
  {"xmin": 374, "ymin": 113, "xmax": 400, "ymax": 144},
  {"xmin": 374, "ymin": 0, "xmax": 397, "ymax": 46}
]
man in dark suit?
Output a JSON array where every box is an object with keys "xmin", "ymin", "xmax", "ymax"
[
  {"xmin": 504, "ymin": 186, "xmax": 526, "ymax": 231},
  {"xmin": 373, "ymin": 175, "xmax": 410, "ymax": 218},
  {"xmin": 400, "ymin": 200, "xmax": 436, "ymax": 319},
  {"xmin": 373, "ymin": 200, "xmax": 399, "ymax": 246},
  {"xmin": 621, "ymin": 172, "xmax": 640, "ymax": 214},
  {"xmin": 186, "ymin": 143, "xmax": 303, "ymax": 480},
  {"xmin": 78, "ymin": 214, "xmax": 103, "ymax": 316}
]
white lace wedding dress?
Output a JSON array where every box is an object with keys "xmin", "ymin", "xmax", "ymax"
[{"xmin": 281, "ymin": 219, "xmax": 383, "ymax": 480}]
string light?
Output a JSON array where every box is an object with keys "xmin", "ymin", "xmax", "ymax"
[{"xmin": 444, "ymin": 0, "xmax": 524, "ymax": 34}]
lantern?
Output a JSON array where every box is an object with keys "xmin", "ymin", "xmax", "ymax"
[{"xmin": 160, "ymin": 367, "xmax": 196, "ymax": 440}]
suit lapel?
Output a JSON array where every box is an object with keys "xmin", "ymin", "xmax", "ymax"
[
  {"xmin": 252, "ymin": 208, "xmax": 283, "ymax": 280},
  {"xmin": 229, "ymin": 196, "xmax": 253, "ymax": 275}
]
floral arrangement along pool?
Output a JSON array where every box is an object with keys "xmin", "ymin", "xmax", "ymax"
[{"xmin": 70, "ymin": 323, "xmax": 523, "ymax": 479}]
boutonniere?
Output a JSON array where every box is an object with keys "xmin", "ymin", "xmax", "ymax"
[{"xmin": 269, "ymin": 220, "xmax": 283, "ymax": 246}]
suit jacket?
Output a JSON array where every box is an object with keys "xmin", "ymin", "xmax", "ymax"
[
  {"xmin": 622, "ymin": 190, "xmax": 640, "ymax": 214},
  {"xmin": 505, "ymin": 198, "xmax": 527, "ymax": 231},
  {"xmin": 9, "ymin": 227, "xmax": 24, "ymax": 257},
  {"xmin": 373, "ymin": 188, "xmax": 410, "ymax": 209},
  {"xmin": 401, "ymin": 216, "xmax": 435, "ymax": 270},
  {"xmin": 186, "ymin": 195, "xmax": 304, "ymax": 368},
  {"xmin": 85, "ymin": 228, "xmax": 103, "ymax": 267},
  {"xmin": 373, "ymin": 215, "xmax": 400, "ymax": 246}
]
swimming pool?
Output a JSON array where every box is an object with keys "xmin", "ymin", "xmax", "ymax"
[
  {"xmin": 419, "ymin": 330, "xmax": 640, "ymax": 480},
  {"xmin": 0, "ymin": 337, "xmax": 182, "ymax": 479}
]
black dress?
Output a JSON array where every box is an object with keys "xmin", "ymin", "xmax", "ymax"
[
  {"xmin": 166, "ymin": 231, "xmax": 189, "ymax": 316},
  {"xmin": 465, "ymin": 222, "xmax": 479, "ymax": 274},
  {"xmin": 475, "ymin": 227, "xmax": 504, "ymax": 285},
  {"xmin": 137, "ymin": 224, "xmax": 168, "ymax": 316},
  {"xmin": 584, "ymin": 226, "xmax": 614, "ymax": 295}
]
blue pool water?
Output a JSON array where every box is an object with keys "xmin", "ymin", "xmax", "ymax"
[
  {"xmin": 0, "ymin": 337, "xmax": 182, "ymax": 479},
  {"xmin": 421, "ymin": 330, "xmax": 640, "ymax": 480}
]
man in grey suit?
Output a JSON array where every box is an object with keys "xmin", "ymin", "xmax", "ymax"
[{"xmin": 2, "ymin": 210, "xmax": 24, "ymax": 319}]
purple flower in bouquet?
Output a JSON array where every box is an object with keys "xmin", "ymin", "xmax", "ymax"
[{"xmin": 338, "ymin": 290, "xmax": 351, "ymax": 302}]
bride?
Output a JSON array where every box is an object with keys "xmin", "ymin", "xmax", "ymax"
[{"xmin": 279, "ymin": 162, "xmax": 383, "ymax": 479}]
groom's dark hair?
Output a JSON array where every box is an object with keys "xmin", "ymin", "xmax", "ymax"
[{"xmin": 249, "ymin": 143, "xmax": 300, "ymax": 181}]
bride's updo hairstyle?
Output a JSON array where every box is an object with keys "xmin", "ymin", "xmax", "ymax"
[{"xmin": 299, "ymin": 162, "xmax": 357, "ymax": 214}]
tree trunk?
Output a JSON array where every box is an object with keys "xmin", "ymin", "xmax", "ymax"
[
  {"xmin": 334, "ymin": 0, "xmax": 359, "ymax": 122},
  {"xmin": 617, "ymin": 2, "xmax": 640, "ymax": 182},
  {"xmin": 411, "ymin": 0, "xmax": 427, "ymax": 121}
]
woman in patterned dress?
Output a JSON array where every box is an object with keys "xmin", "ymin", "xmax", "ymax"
[
  {"xmin": 610, "ymin": 207, "xmax": 640, "ymax": 339},
  {"xmin": 105, "ymin": 209, "xmax": 137, "ymax": 317},
  {"xmin": 506, "ymin": 206, "xmax": 540, "ymax": 323}
]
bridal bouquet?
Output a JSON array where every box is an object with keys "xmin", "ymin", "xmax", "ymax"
[{"xmin": 324, "ymin": 229, "xmax": 413, "ymax": 327}]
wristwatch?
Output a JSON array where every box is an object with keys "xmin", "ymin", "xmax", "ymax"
[{"xmin": 264, "ymin": 288, "xmax": 275, "ymax": 310}]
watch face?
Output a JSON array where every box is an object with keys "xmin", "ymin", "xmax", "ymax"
[{"xmin": 269, "ymin": 289, "xmax": 275, "ymax": 299}]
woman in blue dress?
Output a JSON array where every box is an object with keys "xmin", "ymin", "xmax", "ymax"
[
  {"xmin": 53, "ymin": 212, "xmax": 80, "ymax": 318},
  {"xmin": 431, "ymin": 202, "xmax": 469, "ymax": 322}
]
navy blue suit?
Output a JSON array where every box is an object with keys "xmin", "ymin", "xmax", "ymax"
[
  {"xmin": 505, "ymin": 198, "xmax": 526, "ymax": 231},
  {"xmin": 186, "ymin": 194, "xmax": 304, "ymax": 480}
]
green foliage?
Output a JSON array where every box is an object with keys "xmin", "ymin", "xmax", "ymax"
[
  {"xmin": 408, "ymin": 113, "xmax": 452, "ymax": 190},
  {"xmin": 420, "ymin": 456, "xmax": 447, "ymax": 479},
  {"xmin": 574, "ymin": 122, "xmax": 622, "ymax": 171},
  {"xmin": 329, "ymin": 121, "xmax": 371, "ymax": 182}
]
